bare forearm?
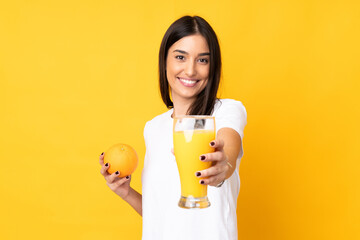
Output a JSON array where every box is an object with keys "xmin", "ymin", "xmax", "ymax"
[
  {"xmin": 217, "ymin": 128, "xmax": 242, "ymax": 179},
  {"xmin": 123, "ymin": 187, "xmax": 142, "ymax": 216}
]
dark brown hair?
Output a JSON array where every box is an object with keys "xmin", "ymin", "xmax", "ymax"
[{"xmin": 159, "ymin": 15, "xmax": 221, "ymax": 115}]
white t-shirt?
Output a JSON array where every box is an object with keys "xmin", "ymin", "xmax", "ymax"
[{"xmin": 142, "ymin": 99, "xmax": 247, "ymax": 240}]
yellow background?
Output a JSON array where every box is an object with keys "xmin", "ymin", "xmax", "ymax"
[{"xmin": 1, "ymin": 0, "xmax": 359, "ymax": 239}]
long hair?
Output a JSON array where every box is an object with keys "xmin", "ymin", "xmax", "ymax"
[{"xmin": 159, "ymin": 16, "xmax": 221, "ymax": 115}]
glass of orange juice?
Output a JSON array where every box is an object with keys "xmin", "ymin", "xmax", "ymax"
[{"xmin": 173, "ymin": 116, "xmax": 215, "ymax": 209}]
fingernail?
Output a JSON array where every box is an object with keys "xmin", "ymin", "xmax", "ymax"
[
  {"xmin": 200, "ymin": 180, "xmax": 205, "ymax": 184},
  {"xmin": 105, "ymin": 163, "xmax": 109, "ymax": 167},
  {"xmin": 115, "ymin": 171, "xmax": 119, "ymax": 175},
  {"xmin": 196, "ymin": 172, "xmax": 201, "ymax": 177},
  {"xmin": 126, "ymin": 176, "xmax": 130, "ymax": 179},
  {"xmin": 101, "ymin": 152, "xmax": 104, "ymax": 155},
  {"xmin": 200, "ymin": 155, "xmax": 206, "ymax": 161},
  {"xmin": 210, "ymin": 141, "xmax": 215, "ymax": 146}
]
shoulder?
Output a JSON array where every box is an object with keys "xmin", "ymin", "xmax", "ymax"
[
  {"xmin": 213, "ymin": 98, "xmax": 247, "ymax": 139},
  {"xmin": 147, "ymin": 109, "xmax": 172, "ymax": 126},
  {"xmin": 144, "ymin": 109, "xmax": 173, "ymax": 134},
  {"xmin": 213, "ymin": 98, "xmax": 247, "ymax": 117}
]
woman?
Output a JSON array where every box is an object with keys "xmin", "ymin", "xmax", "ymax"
[{"xmin": 99, "ymin": 15, "xmax": 247, "ymax": 240}]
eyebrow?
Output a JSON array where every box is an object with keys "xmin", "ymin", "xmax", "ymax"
[{"xmin": 173, "ymin": 49, "xmax": 210, "ymax": 56}]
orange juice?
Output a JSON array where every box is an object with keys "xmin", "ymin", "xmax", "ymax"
[{"xmin": 173, "ymin": 129, "xmax": 215, "ymax": 198}]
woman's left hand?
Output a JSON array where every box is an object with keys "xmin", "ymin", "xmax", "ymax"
[{"xmin": 196, "ymin": 139, "xmax": 232, "ymax": 187}]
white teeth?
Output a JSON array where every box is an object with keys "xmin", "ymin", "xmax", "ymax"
[{"xmin": 179, "ymin": 78, "xmax": 197, "ymax": 84}]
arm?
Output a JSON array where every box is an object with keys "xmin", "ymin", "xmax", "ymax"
[
  {"xmin": 196, "ymin": 127, "xmax": 242, "ymax": 186},
  {"xmin": 123, "ymin": 186, "xmax": 142, "ymax": 216},
  {"xmin": 99, "ymin": 153, "xmax": 143, "ymax": 216},
  {"xmin": 217, "ymin": 127, "xmax": 242, "ymax": 179}
]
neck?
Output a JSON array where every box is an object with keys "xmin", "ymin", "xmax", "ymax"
[{"xmin": 171, "ymin": 94, "xmax": 195, "ymax": 118}]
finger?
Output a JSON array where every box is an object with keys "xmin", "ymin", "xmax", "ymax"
[
  {"xmin": 210, "ymin": 139, "xmax": 224, "ymax": 149},
  {"xmin": 171, "ymin": 148, "xmax": 174, "ymax": 156},
  {"xmin": 200, "ymin": 151, "xmax": 225, "ymax": 162},
  {"xmin": 200, "ymin": 175, "xmax": 224, "ymax": 187},
  {"xmin": 106, "ymin": 171, "xmax": 121, "ymax": 183},
  {"xmin": 195, "ymin": 164, "xmax": 225, "ymax": 178},
  {"xmin": 99, "ymin": 152, "xmax": 105, "ymax": 165},
  {"xmin": 114, "ymin": 175, "xmax": 131, "ymax": 186},
  {"xmin": 100, "ymin": 162, "xmax": 110, "ymax": 177}
]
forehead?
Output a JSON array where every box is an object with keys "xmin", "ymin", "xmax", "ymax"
[{"xmin": 169, "ymin": 34, "xmax": 209, "ymax": 53}]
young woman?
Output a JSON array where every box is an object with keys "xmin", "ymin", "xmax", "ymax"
[{"xmin": 99, "ymin": 15, "xmax": 247, "ymax": 240}]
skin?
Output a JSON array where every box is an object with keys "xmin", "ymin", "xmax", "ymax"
[
  {"xmin": 99, "ymin": 34, "xmax": 242, "ymax": 216},
  {"xmin": 166, "ymin": 34, "xmax": 210, "ymax": 117}
]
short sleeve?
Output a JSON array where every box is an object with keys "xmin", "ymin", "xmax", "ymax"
[
  {"xmin": 143, "ymin": 121, "xmax": 149, "ymax": 145},
  {"xmin": 214, "ymin": 99, "xmax": 247, "ymax": 140},
  {"xmin": 142, "ymin": 121, "xmax": 150, "ymax": 184}
]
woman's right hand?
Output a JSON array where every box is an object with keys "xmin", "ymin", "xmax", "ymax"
[{"xmin": 99, "ymin": 152, "xmax": 131, "ymax": 199}]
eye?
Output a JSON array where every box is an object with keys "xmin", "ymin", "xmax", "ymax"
[
  {"xmin": 198, "ymin": 58, "xmax": 209, "ymax": 64},
  {"xmin": 175, "ymin": 55, "xmax": 185, "ymax": 60}
]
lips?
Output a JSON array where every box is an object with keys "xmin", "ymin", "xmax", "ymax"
[{"xmin": 177, "ymin": 77, "xmax": 199, "ymax": 87}]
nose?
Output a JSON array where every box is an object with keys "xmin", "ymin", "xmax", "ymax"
[{"xmin": 184, "ymin": 60, "xmax": 196, "ymax": 77}]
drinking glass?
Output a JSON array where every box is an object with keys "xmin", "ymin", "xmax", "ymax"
[{"xmin": 173, "ymin": 116, "xmax": 215, "ymax": 209}]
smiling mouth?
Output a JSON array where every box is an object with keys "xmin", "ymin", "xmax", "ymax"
[{"xmin": 177, "ymin": 77, "xmax": 199, "ymax": 87}]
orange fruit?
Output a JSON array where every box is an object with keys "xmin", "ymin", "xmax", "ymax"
[{"xmin": 104, "ymin": 143, "xmax": 138, "ymax": 178}]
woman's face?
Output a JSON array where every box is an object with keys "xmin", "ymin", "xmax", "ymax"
[{"xmin": 166, "ymin": 34, "xmax": 210, "ymax": 103}]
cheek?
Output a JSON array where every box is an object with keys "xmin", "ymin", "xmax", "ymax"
[
  {"xmin": 200, "ymin": 79, "xmax": 208, "ymax": 91},
  {"xmin": 196, "ymin": 64, "xmax": 210, "ymax": 79},
  {"xmin": 166, "ymin": 67, "xmax": 176, "ymax": 84},
  {"xmin": 166, "ymin": 65, "xmax": 175, "ymax": 87},
  {"xmin": 206, "ymin": 64, "xmax": 210, "ymax": 76},
  {"xmin": 167, "ymin": 60, "xmax": 182, "ymax": 76}
]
